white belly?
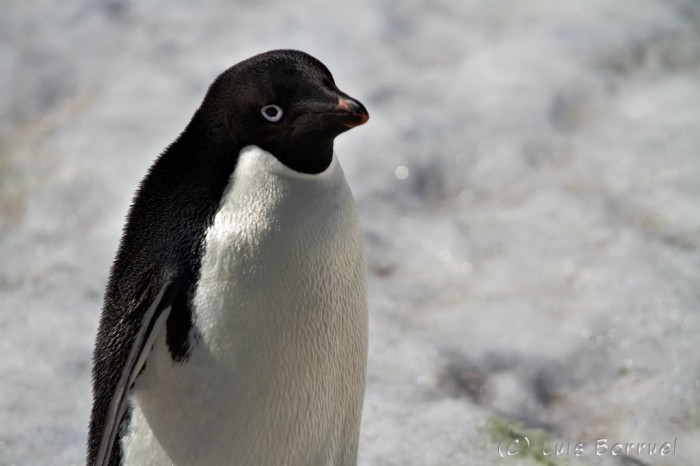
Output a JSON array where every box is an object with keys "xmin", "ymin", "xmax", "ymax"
[{"xmin": 121, "ymin": 146, "xmax": 368, "ymax": 465}]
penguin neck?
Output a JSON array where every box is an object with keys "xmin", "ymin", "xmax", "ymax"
[
  {"xmin": 179, "ymin": 112, "xmax": 239, "ymax": 160},
  {"xmin": 266, "ymin": 139, "xmax": 334, "ymax": 175}
]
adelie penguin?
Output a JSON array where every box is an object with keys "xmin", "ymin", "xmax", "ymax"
[{"xmin": 88, "ymin": 50, "xmax": 369, "ymax": 466}]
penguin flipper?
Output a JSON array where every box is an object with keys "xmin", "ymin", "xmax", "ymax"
[{"xmin": 95, "ymin": 281, "xmax": 174, "ymax": 466}]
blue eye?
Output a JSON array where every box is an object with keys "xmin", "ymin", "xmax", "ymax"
[{"xmin": 261, "ymin": 104, "xmax": 283, "ymax": 123}]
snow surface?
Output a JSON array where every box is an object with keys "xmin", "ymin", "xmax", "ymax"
[{"xmin": 2, "ymin": 1, "xmax": 699, "ymax": 465}]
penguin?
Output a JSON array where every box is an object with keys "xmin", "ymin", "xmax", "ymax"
[{"xmin": 87, "ymin": 50, "xmax": 369, "ymax": 466}]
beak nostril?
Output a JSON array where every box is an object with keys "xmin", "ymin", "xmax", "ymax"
[{"xmin": 337, "ymin": 97, "xmax": 352, "ymax": 112}]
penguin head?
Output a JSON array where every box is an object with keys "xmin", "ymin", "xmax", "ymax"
[{"xmin": 197, "ymin": 49, "xmax": 368, "ymax": 174}]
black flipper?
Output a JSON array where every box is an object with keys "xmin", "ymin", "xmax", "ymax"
[{"xmin": 88, "ymin": 276, "xmax": 190, "ymax": 466}]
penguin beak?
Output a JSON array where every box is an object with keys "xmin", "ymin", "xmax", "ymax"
[{"xmin": 333, "ymin": 95, "xmax": 369, "ymax": 128}]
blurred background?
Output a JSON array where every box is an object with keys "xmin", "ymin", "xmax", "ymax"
[{"xmin": 2, "ymin": 1, "xmax": 699, "ymax": 464}]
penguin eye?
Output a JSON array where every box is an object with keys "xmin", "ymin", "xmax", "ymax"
[{"xmin": 261, "ymin": 104, "xmax": 284, "ymax": 123}]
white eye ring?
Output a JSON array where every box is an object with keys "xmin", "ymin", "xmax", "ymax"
[{"xmin": 261, "ymin": 104, "xmax": 283, "ymax": 122}]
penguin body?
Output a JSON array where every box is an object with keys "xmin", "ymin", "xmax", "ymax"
[{"xmin": 88, "ymin": 50, "xmax": 369, "ymax": 465}]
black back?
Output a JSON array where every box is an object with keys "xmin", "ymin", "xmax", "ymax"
[{"xmin": 87, "ymin": 49, "xmax": 368, "ymax": 465}]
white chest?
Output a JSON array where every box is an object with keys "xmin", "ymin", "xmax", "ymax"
[{"xmin": 121, "ymin": 146, "xmax": 368, "ymax": 466}]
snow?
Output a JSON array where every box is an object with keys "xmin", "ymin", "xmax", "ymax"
[{"xmin": 2, "ymin": 0, "xmax": 699, "ymax": 464}]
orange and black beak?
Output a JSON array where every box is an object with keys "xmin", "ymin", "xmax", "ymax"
[{"xmin": 333, "ymin": 94, "xmax": 369, "ymax": 129}]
